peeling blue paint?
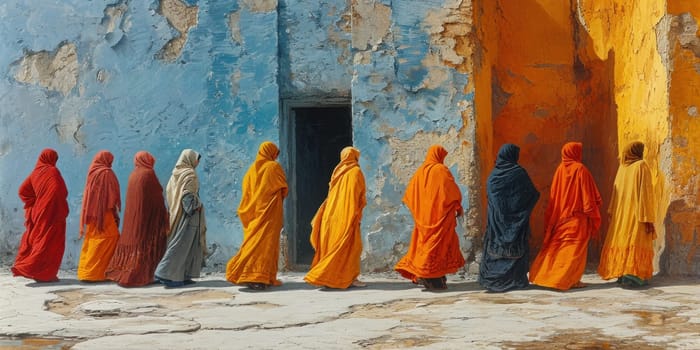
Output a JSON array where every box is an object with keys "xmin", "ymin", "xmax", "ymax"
[{"xmin": 0, "ymin": 0, "xmax": 475, "ymax": 272}]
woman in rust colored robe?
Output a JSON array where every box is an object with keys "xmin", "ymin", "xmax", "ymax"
[
  {"xmin": 105, "ymin": 151, "xmax": 169, "ymax": 287},
  {"xmin": 529, "ymin": 142, "xmax": 602, "ymax": 291},
  {"xmin": 304, "ymin": 146, "xmax": 367, "ymax": 289},
  {"xmin": 12, "ymin": 148, "xmax": 69, "ymax": 282},
  {"xmin": 597, "ymin": 141, "xmax": 656, "ymax": 287},
  {"xmin": 226, "ymin": 142, "xmax": 288, "ymax": 290},
  {"xmin": 395, "ymin": 145, "xmax": 465, "ymax": 290},
  {"xmin": 77, "ymin": 151, "xmax": 121, "ymax": 281}
]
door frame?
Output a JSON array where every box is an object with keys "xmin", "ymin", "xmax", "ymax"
[{"xmin": 279, "ymin": 97, "xmax": 352, "ymax": 270}]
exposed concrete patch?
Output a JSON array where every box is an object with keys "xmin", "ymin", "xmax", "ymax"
[
  {"xmin": 502, "ymin": 329, "xmax": 666, "ymax": 350},
  {"xmin": 228, "ymin": 10, "xmax": 242, "ymax": 45},
  {"xmin": 13, "ymin": 42, "xmax": 78, "ymax": 96},
  {"xmin": 156, "ymin": 0, "xmax": 199, "ymax": 62},
  {"xmin": 423, "ymin": 0, "xmax": 473, "ymax": 74},
  {"xmin": 47, "ymin": 288, "xmax": 235, "ymax": 318},
  {"xmin": 327, "ymin": 3, "xmax": 352, "ymax": 65},
  {"xmin": 351, "ymin": 0, "xmax": 392, "ymax": 51},
  {"xmin": 102, "ymin": 0, "xmax": 129, "ymax": 40},
  {"xmin": 241, "ymin": 0, "xmax": 277, "ymax": 13}
]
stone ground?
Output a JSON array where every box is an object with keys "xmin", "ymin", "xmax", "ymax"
[{"xmin": 1, "ymin": 270, "xmax": 700, "ymax": 350}]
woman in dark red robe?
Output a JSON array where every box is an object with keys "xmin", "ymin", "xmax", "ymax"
[
  {"xmin": 12, "ymin": 148, "xmax": 69, "ymax": 282},
  {"xmin": 105, "ymin": 151, "xmax": 169, "ymax": 287}
]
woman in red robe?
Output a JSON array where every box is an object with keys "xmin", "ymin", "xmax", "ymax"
[
  {"xmin": 105, "ymin": 151, "xmax": 169, "ymax": 287},
  {"xmin": 12, "ymin": 148, "xmax": 69, "ymax": 282}
]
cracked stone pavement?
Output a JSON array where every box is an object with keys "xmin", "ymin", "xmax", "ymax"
[{"xmin": 1, "ymin": 271, "xmax": 700, "ymax": 349}]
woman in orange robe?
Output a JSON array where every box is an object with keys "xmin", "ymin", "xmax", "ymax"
[
  {"xmin": 226, "ymin": 142, "xmax": 288, "ymax": 290},
  {"xmin": 304, "ymin": 146, "xmax": 367, "ymax": 289},
  {"xmin": 597, "ymin": 141, "xmax": 656, "ymax": 287},
  {"xmin": 105, "ymin": 151, "xmax": 169, "ymax": 287},
  {"xmin": 12, "ymin": 149, "xmax": 69, "ymax": 282},
  {"xmin": 395, "ymin": 145, "xmax": 465, "ymax": 290},
  {"xmin": 529, "ymin": 142, "xmax": 602, "ymax": 290},
  {"xmin": 77, "ymin": 151, "xmax": 121, "ymax": 282}
]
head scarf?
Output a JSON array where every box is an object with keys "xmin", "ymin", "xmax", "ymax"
[
  {"xmin": 622, "ymin": 141, "xmax": 644, "ymax": 165},
  {"xmin": 36, "ymin": 148, "xmax": 58, "ymax": 168},
  {"xmin": 135, "ymin": 151, "xmax": 156, "ymax": 169},
  {"xmin": 80, "ymin": 151, "xmax": 121, "ymax": 235},
  {"xmin": 329, "ymin": 147, "xmax": 360, "ymax": 187}
]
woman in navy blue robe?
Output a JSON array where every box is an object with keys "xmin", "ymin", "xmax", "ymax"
[{"xmin": 479, "ymin": 144, "xmax": 540, "ymax": 292}]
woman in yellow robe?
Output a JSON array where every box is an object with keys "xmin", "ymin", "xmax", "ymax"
[
  {"xmin": 597, "ymin": 141, "xmax": 656, "ymax": 287},
  {"xmin": 77, "ymin": 151, "xmax": 121, "ymax": 281},
  {"xmin": 304, "ymin": 147, "xmax": 367, "ymax": 289},
  {"xmin": 226, "ymin": 142, "xmax": 288, "ymax": 290}
]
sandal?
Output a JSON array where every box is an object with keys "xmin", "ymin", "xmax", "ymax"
[
  {"xmin": 247, "ymin": 282, "xmax": 267, "ymax": 290},
  {"xmin": 351, "ymin": 279, "xmax": 367, "ymax": 288}
]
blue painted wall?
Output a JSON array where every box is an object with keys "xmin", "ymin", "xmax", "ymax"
[{"xmin": 0, "ymin": 0, "xmax": 477, "ymax": 272}]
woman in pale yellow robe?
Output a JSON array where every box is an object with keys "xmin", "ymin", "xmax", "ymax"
[
  {"xmin": 226, "ymin": 142, "xmax": 288, "ymax": 290},
  {"xmin": 304, "ymin": 147, "xmax": 367, "ymax": 289},
  {"xmin": 597, "ymin": 141, "xmax": 656, "ymax": 287},
  {"xmin": 77, "ymin": 151, "xmax": 121, "ymax": 281}
]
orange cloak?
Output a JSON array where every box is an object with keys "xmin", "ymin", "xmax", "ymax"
[
  {"xmin": 226, "ymin": 142, "xmax": 288, "ymax": 286},
  {"xmin": 77, "ymin": 151, "xmax": 121, "ymax": 281},
  {"xmin": 529, "ymin": 142, "xmax": 602, "ymax": 290},
  {"xmin": 304, "ymin": 147, "xmax": 366, "ymax": 289},
  {"xmin": 395, "ymin": 145, "xmax": 465, "ymax": 281}
]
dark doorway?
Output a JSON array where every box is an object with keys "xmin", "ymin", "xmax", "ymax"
[{"xmin": 289, "ymin": 106, "xmax": 352, "ymax": 266}]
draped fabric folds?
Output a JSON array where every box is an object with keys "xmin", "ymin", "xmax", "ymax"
[
  {"xmin": 479, "ymin": 144, "xmax": 540, "ymax": 292},
  {"xmin": 529, "ymin": 142, "xmax": 602, "ymax": 290},
  {"xmin": 598, "ymin": 141, "xmax": 656, "ymax": 281},
  {"xmin": 226, "ymin": 142, "xmax": 288, "ymax": 286},
  {"xmin": 77, "ymin": 151, "xmax": 121, "ymax": 281},
  {"xmin": 156, "ymin": 149, "xmax": 206, "ymax": 285},
  {"xmin": 395, "ymin": 145, "xmax": 465, "ymax": 283},
  {"xmin": 12, "ymin": 149, "xmax": 69, "ymax": 282},
  {"xmin": 304, "ymin": 147, "xmax": 366, "ymax": 289},
  {"xmin": 106, "ymin": 151, "xmax": 169, "ymax": 287}
]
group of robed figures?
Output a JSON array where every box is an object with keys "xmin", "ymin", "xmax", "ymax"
[{"xmin": 11, "ymin": 140, "xmax": 656, "ymax": 292}]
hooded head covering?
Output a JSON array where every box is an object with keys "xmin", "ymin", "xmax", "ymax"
[
  {"xmin": 329, "ymin": 146, "xmax": 360, "ymax": 187},
  {"xmin": 80, "ymin": 151, "xmax": 121, "ymax": 235},
  {"xmin": 134, "ymin": 151, "xmax": 155, "ymax": 169},
  {"xmin": 622, "ymin": 141, "xmax": 644, "ymax": 165}
]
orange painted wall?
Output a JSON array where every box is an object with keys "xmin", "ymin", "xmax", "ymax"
[{"xmin": 475, "ymin": 0, "xmax": 608, "ymax": 256}]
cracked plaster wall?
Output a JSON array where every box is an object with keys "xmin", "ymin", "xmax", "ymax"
[
  {"xmin": 351, "ymin": 0, "xmax": 477, "ymax": 271},
  {"xmin": 663, "ymin": 2, "xmax": 700, "ymax": 275},
  {"xmin": 0, "ymin": 0, "xmax": 478, "ymax": 273},
  {"xmin": 0, "ymin": 0, "xmax": 280, "ymax": 269}
]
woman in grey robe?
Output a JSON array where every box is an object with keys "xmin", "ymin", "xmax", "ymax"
[{"xmin": 155, "ymin": 149, "xmax": 207, "ymax": 288}]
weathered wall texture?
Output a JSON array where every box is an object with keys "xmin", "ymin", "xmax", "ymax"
[
  {"xmin": 351, "ymin": 0, "xmax": 477, "ymax": 272},
  {"xmin": 0, "ymin": 0, "xmax": 281, "ymax": 268},
  {"xmin": 0, "ymin": 0, "xmax": 478, "ymax": 272},
  {"xmin": 662, "ymin": 1, "xmax": 700, "ymax": 275},
  {"xmin": 2, "ymin": 0, "xmax": 699, "ymax": 276},
  {"xmin": 577, "ymin": 0, "xmax": 670, "ymax": 271}
]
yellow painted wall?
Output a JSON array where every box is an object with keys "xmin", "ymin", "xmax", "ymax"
[
  {"xmin": 577, "ymin": 0, "xmax": 669, "ymax": 272},
  {"xmin": 665, "ymin": 1, "xmax": 700, "ymax": 274}
]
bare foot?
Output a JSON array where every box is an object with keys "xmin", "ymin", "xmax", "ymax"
[{"xmin": 571, "ymin": 281, "xmax": 587, "ymax": 289}]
